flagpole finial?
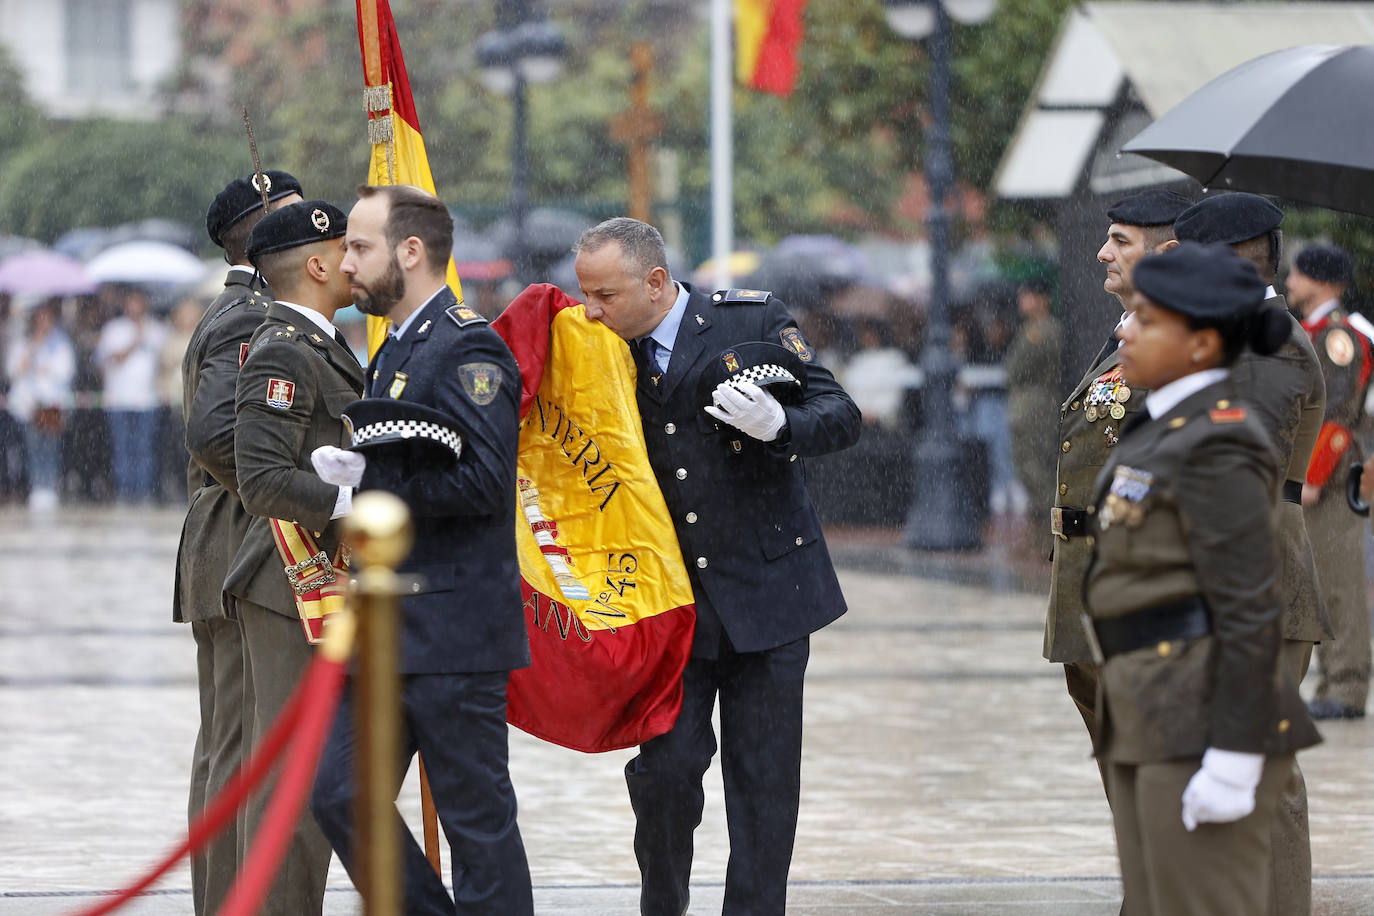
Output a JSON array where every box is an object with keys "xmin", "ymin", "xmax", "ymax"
[{"xmin": 242, "ymin": 107, "xmax": 271, "ymax": 211}]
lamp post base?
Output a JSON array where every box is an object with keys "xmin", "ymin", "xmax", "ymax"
[{"xmin": 902, "ymin": 433, "xmax": 984, "ymax": 551}]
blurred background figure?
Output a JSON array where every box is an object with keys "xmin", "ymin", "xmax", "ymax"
[
  {"xmin": 1004, "ymin": 277, "xmax": 1062, "ymax": 514},
  {"xmin": 5, "ymin": 298, "xmax": 75, "ymax": 509},
  {"xmin": 840, "ymin": 316, "xmax": 919, "ymax": 429},
  {"xmin": 158, "ymin": 296, "xmax": 202, "ymax": 503},
  {"xmin": 95, "ymin": 286, "xmax": 167, "ymax": 503}
]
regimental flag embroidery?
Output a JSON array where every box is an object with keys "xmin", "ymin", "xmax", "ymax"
[
  {"xmin": 459, "ymin": 362, "xmax": 501, "ymax": 406},
  {"xmin": 239, "ymin": 342, "xmax": 250, "ymax": 369},
  {"xmin": 266, "ymin": 378, "xmax": 296, "ymax": 409}
]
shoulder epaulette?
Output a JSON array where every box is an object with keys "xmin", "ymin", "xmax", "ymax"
[
  {"xmin": 1209, "ymin": 399, "xmax": 1247, "ymax": 424},
  {"xmin": 446, "ymin": 302, "xmax": 487, "ymax": 328},
  {"xmin": 711, "ymin": 288, "xmax": 771, "ymax": 305}
]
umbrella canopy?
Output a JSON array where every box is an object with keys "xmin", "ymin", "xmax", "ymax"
[
  {"xmin": 0, "ymin": 235, "xmax": 43, "ymax": 262},
  {"xmin": 85, "ymin": 240, "xmax": 211, "ymax": 286},
  {"xmin": 0, "ymin": 249, "xmax": 97, "ymax": 296},
  {"xmin": 1122, "ymin": 44, "xmax": 1374, "ymax": 216}
]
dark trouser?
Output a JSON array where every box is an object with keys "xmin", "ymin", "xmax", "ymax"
[
  {"xmin": 238, "ymin": 599, "xmax": 331, "ymax": 916},
  {"xmin": 311, "ymin": 672, "xmax": 533, "ymax": 916},
  {"xmin": 1064, "ymin": 660, "xmax": 1113, "ymax": 803},
  {"xmin": 1109, "ymin": 755, "xmax": 1290, "ymax": 916},
  {"xmin": 188, "ymin": 617, "xmax": 245, "ymax": 916},
  {"xmin": 1271, "ymin": 640, "xmax": 1314, "ymax": 916},
  {"xmin": 626, "ymin": 636, "xmax": 810, "ymax": 916}
]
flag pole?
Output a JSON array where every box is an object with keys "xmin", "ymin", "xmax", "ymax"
[{"xmin": 710, "ymin": 0, "xmax": 733, "ymax": 292}]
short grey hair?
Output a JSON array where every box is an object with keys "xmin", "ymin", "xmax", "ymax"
[{"xmin": 574, "ymin": 217, "xmax": 669, "ymax": 279}]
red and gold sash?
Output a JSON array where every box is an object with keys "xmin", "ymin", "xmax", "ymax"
[{"xmin": 268, "ymin": 519, "xmax": 350, "ymax": 645}]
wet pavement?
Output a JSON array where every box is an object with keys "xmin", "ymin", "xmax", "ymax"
[{"xmin": 1, "ymin": 506, "xmax": 1371, "ymax": 914}]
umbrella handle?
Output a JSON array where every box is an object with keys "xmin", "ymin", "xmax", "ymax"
[{"xmin": 1346, "ymin": 463, "xmax": 1370, "ymax": 517}]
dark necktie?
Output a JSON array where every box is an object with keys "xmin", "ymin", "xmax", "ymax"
[
  {"xmin": 1092, "ymin": 330, "xmax": 1118, "ymax": 369},
  {"xmin": 645, "ymin": 338, "xmax": 668, "ymax": 380}
]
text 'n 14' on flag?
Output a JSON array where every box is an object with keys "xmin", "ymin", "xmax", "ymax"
[
  {"xmin": 354, "ymin": 0, "xmax": 464, "ymax": 356},
  {"xmin": 493, "ymin": 284, "xmax": 696, "ymax": 753},
  {"xmin": 736, "ymin": 0, "xmax": 808, "ymax": 96}
]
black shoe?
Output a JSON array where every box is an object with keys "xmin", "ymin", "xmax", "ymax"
[{"xmin": 1307, "ymin": 698, "xmax": 1366, "ymax": 720}]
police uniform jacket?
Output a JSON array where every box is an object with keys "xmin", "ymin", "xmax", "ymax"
[
  {"xmin": 224, "ymin": 302, "xmax": 364, "ymax": 618},
  {"xmin": 362, "ymin": 287, "xmax": 529, "ymax": 676},
  {"xmin": 1230, "ymin": 296, "xmax": 1331, "ymax": 642},
  {"xmin": 1043, "ymin": 342, "xmax": 1147, "ymax": 663},
  {"xmin": 172, "ymin": 268, "xmax": 272, "ymax": 624},
  {"xmin": 635, "ymin": 285, "xmax": 861, "ymax": 657},
  {"xmin": 1084, "ymin": 379, "xmax": 1320, "ymax": 763}
]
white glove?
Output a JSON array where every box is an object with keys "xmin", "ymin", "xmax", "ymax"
[
  {"xmin": 703, "ymin": 380, "xmax": 787, "ymax": 442},
  {"xmin": 1180, "ymin": 747, "xmax": 1265, "ymax": 831},
  {"xmin": 311, "ymin": 445, "xmax": 366, "ymax": 488}
]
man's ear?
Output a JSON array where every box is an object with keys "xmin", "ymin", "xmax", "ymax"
[
  {"xmin": 305, "ymin": 254, "xmax": 329, "ymax": 283},
  {"xmin": 1156, "ymin": 238, "xmax": 1180, "ymax": 254},
  {"xmin": 397, "ymin": 237, "xmax": 425, "ymax": 271},
  {"xmin": 645, "ymin": 265, "xmax": 669, "ymax": 298}
]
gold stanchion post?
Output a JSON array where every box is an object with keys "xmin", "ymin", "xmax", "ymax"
[{"xmin": 342, "ymin": 491, "xmax": 413, "ymax": 916}]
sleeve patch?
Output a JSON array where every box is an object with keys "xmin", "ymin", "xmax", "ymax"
[
  {"xmin": 458, "ymin": 362, "xmax": 502, "ymax": 406},
  {"xmin": 780, "ymin": 326, "xmax": 815, "ymax": 362},
  {"xmin": 1326, "ymin": 327, "xmax": 1355, "ymax": 366},
  {"xmin": 447, "ymin": 302, "xmax": 488, "ymax": 328},
  {"xmin": 266, "ymin": 378, "xmax": 296, "ymax": 409}
]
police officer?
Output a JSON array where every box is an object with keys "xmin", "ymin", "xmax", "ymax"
[
  {"xmin": 1287, "ymin": 243, "xmax": 1371, "ymax": 721},
  {"xmin": 308, "ymin": 184, "xmax": 533, "ymax": 916},
  {"xmin": 1045, "ymin": 189, "xmax": 1189, "ymax": 799},
  {"xmin": 573, "ymin": 217, "xmax": 861, "ymax": 916},
  {"xmin": 175, "ymin": 169, "xmax": 301, "ymax": 916},
  {"xmin": 1174, "ymin": 193, "xmax": 1332, "ymax": 915},
  {"xmin": 224, "ymin": 199, "xmax": 361, "ymax": 916},
  {"xmin": 1086, "ymin": 242, "xmax": 1321, "ymax": 916}
]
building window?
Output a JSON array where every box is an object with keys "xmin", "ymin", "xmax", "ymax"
[{"xmin": 65, "ymin": 0, "xmax": 133, "ymax": 96}]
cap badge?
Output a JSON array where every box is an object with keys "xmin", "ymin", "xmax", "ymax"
[
  {"xmin": 722, "ymin": 349, "xmax": 741, "ymax": 374},
  {"xmin": 251, "ymin": 172, "xmax": 273, "ymax": 194},
  {"xmin": 311, "ymin": 209, "xmax": 331, "ymax": 232},
  {"xmin": 266, "ymin": 378, "xmax": 295, "ymax": 409}
]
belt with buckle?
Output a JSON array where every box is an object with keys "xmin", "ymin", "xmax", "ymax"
[
  {"xmin": 1050, "ymin": 506, "xmax": 1089, "ymax": 540},
  {"xmin": 1282, "ymin": 479, "xmax": 1303, "ymax": 504},
  {"xmin": 1087, "ymin": 595, "xmax": 1210, "ymax": 660}
]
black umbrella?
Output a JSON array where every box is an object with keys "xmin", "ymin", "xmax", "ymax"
[{"xmin": 1122, "ymin": 45, "xmax": 1374, "ymax": 216}]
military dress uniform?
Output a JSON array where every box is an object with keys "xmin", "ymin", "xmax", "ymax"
[
  {"xmin": 1087, "ymin": 380, "xmax": 1321, "ymax": 916},
  {"xmin": 622, "ymin": 284, "xmax": 860, "ymax": 916},
  {"xmin": 309, "ymin": 286, "xmax": 534, "ymax": 916},
  {"xmin": 1303, "ymin": 303, "xmax": 1372, "ymax": 714},
  {"xmin": 222, "ymin": 295, "xmax": 361, "ymax": 914},
  {"xmin": 174, "ymin": 265, "xmax": 272, "ymax": 913}
]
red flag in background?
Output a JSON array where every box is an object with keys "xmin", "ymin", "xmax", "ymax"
[
  {"xmin": 494, "ymin": 285, "xmax": 696, "ymax": 753},
  {"xmin": 736, "ymin": 0, "xmax": 808, "ymax": 96}
]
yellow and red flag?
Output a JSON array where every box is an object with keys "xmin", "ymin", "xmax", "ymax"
[
  {"xmin": 494, "ymin": 285, "xmax": 695, "ymax": 752},
  {"xmin": 354, "ymin": 0, "xmax": 465, "ymax": 355},
  {"xmin": 736, "ymin": 0, "xmax": 808, "ymax": 96}
]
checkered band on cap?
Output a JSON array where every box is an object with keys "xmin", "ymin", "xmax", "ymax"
[
  {"xmin": 731, "ymin": 363, "xmax": 801, "ymax": 389},
  {"xmin": 351, "ymin": 419, "xmax": 463, "ymax": 461}
]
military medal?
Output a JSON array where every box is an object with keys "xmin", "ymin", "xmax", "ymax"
[
  {"xmin": 1103, "ymin": 425, "xmax": 1119, "ymax": 447},
  {"xmin": 1109, "ymin": 403, "xmax": 1126, "ymax": 420},
  {"xmin": 1115, "ymin": 386, "xmax": 1130, "ymax": 403},
  {"xmin": 1086, "ymin": 405, "xmax": 1099, "ymax": 422},
  {"xmin": 1100, "ymin": 465, "xmax": 1153, "ymax": 529}
]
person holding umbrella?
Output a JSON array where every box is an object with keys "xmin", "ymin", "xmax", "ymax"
[
  {"xmin": 1085, "ymin": 242, "xmax": 1320, "ymax": 916},
  {"xmin": 1287, "ymin": 243, "xmax": 1370, "ymax": 722}
]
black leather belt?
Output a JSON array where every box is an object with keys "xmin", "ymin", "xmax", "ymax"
[
  {"xmin": 1282, "ymin": 479, "xmax": 1303, "ymax": 504},
  {"xmin": 1050, "ymin": 506, "xmax": 1088, "ymax": 539},
  {"xmin": 1090, "ymin": 595, "xmax": 1211, "ymax": 659}
]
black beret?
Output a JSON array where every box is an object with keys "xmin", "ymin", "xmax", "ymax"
[
  {"xmin": 1133, "ymin": 242, "xmax": 1266, "ymax": 324},
  {"xmin": 1174, "ymin": 193, "xmax": 1283, "ymax": 245},
  {"xmin": 1294, "ymin": 244, "xmax": 1353, "ymax": 286},
  {"xmin": 697, "ymin": 341, "xmax": 808, "ymax": 412},
  {"xmin": 1105, "ymin": 189, "xmax": 1194, "ymax": 227},
  {"xmin": 245, "ymin": 200, "xmax": 348, "ymax": 265},
  {"xmin": 342, "ymin": 398, "xmax": 463, "ymax": 465},
  {"xmin": 205, "ymin": 170, "xmax": 304, "ymax": 248}
]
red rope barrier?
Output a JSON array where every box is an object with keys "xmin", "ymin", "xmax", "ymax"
[{"xmin": 218, "ymin": 654, "xmax": 348, "ymax": 916}]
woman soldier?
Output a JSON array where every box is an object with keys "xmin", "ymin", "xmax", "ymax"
[{"xmin": 1083, "ymin": 241, "xmax": 1321, "ymax": 916}]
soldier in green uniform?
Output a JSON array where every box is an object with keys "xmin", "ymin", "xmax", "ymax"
[
  {"xmin": 1044, "ymin": 189, "xmax": 1189, "ymax": 813},
  {"xmin": 1087, "ymin": 242, "xmax": 1321, "ymax": 916},
  {"xmin": 1288, "ymin": 244, "xmax": 1371, "ymax": 721},
  {"xmin": 1005, "ymin": 277, "xmax": 1062, "ymax": 510},
  {"xmin": 175, "ymin": 170, "xmax": 301, "ymax": 916},
  {"xmin": 224, "ymin": 200, "xmax": 364, "ymax": 916},
  {"xmin": 1174, "ymin": 193, "xmax": 1331, "ymax": 916}
]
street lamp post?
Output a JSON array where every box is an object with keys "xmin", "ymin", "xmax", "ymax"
[
  {"xmin": 884, "ymin": 0, "xmax": 996, "ymax": 551},
  {"xmin": 477, "ymin": 5, "xmax": 566, "ymax": 284}
]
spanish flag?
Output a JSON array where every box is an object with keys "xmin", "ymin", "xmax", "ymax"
[
  {"xmin": 355, "ymin": 0, "xmax": 465, "ymax": 355},
  {"xmin": 494, "ymin": 284, "xmax": 696, "ymax": 752},
  {"xmin": 736, "ymin": 0, "xmax": 808, "ymax": 96}
]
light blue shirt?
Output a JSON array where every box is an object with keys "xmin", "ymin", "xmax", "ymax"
[
  {"xmin": 390, "ymin": 287, "xmax": 448, "ymax": 341},
  {"xmin": 642, "ymin": 282, "xmax": 690, "ymax": 374}
]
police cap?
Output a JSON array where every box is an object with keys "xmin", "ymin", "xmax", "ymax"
[
  {"xmin": 697, "ymin": 341, "xmax": 807, "ymax": 411},
  {"xmin": 205, "ymin": 170, "xmax": 304, "ymax": 248},
  {"xmin": 1133, "ymin": 242, "xmax": 1266, "ymax": 324},
  {"xmin": 1293, "ymin": 244, "xmax": 1353, "ymax": 286},
  {"xmin": 245, "ymin": 201, "xmax": 348, "ymax": 266},
  {"xmin": 1105, "ymin": 189, "xmax": 1193, "ymax": 227},
  {"xmin": 1174, "ymin": 193, "xmax": 1283, "ymax": 245},
  {"xmin": 342, "ymin": 398, "xmax": 464, "ymax": 465}
]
